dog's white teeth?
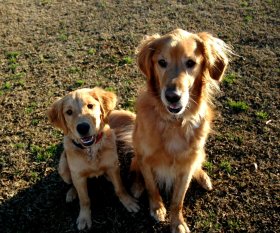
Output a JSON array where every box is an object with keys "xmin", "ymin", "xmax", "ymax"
[{"xmin": 81, "ymin": 136, "xmax": 94, "ymax": 143}]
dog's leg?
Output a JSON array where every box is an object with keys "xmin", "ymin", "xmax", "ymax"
[
  {"xmin": 58, "ymin": 151, "xmax": 72, "ymax": 184},
  {"xmin": 170, "ymin": 168, "xmax": 194, "ymax": 233},
  {"xmin": 130, "ymin": 157, "xmax": 145, "ymax": 198},
  {"xmin": 192, "ymin": 150, "xmax": 212, "ymax": 191},
  {"xmin": 71, "ymin": 175, "xmax": 92, "ymax": 230},
  {"xmin": 139, "ymin": 161, "xmax": 166, "ymax": 222},
  {"xmin": 106, "ymin": 166, "xmax": 140, "ymax": 213},
  {"xmin": 193, "ymin": 167, "xmax": 213, "ymax": 191}
]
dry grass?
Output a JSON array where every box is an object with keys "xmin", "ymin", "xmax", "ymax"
[{"xmin": 0, "ymin": 1, "xmax": 279, "ymax": 232}]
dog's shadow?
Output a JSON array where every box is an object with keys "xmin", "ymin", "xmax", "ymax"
[{"xmin": 0, "ymin": 144, "xmax": 208, "ymax": 233}]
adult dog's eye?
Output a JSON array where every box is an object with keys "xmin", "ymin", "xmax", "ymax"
[
  {"xmin": 158, "ymin": 59, "xmax": 168, "ymax": 68},
  {"xmin": 185, "ymin": 59, "xmax": 196, "ymax": 68},
  {"xmin": 66, "ymin": 110, "xmax": 73, "ymax": 115},
  {"xmin": 87, "ymin": 104, "xmax": 93, "ymax": 109}
]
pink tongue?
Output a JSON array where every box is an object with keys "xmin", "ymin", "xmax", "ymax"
[{"xmin": 170, "ymin": 104, "xmax": 178, "ymax": 109}]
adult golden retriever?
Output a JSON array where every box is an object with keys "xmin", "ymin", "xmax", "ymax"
[
  {"xmin": 131, "ymin": 29, "xmax": 231, "ymax": 233},
  {"xmin": 48, "ymin": 87, "xmax": 139, "ymax": 230}
]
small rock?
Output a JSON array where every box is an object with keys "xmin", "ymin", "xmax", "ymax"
[{"xmin": 253, "ymin": 163, "xmax": 258, "ymax": 171}]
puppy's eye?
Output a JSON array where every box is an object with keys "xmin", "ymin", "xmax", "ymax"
[
  {"xmin": 185, "ymin": 59, "xmax": 196, "ymax": 68},
  {"xmin": 158, "ymin": 59, "xmax": 168, "ymax": 68},
  {"xmin": 66, "ymin": 110, "xmax": 73, "ymax": 115},
  {"xmin": 87, "ymin": 104, "xmax": 93, "ymax": 109}
]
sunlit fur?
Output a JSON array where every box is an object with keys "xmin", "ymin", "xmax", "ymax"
[
  {"xmin": 131, "ymin": 29, "xmax": 231, "ymax": 233},
  {"xmin": 48, "ymin": 88, "xmax": 139, "ymax": 231}
]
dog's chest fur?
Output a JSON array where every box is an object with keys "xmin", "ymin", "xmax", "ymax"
[{"xmin": 64, "ymin": 135, "xmax": 118, "ymax": 178}]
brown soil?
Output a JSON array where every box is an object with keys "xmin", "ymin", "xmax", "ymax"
[{"xmin": 0, "ymin": 1, "xmax": 279, "ymax": 232}]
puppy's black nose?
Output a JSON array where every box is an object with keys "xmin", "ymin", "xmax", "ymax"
[
  {"xmin": 77, "ymin": 123, "xmax": 90, "ymax": 136},
  {"xmin": 165, "ymin": 88, "xmax": 181, "ymax": 103}
]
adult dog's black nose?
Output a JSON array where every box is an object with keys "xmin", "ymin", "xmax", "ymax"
[
  {"xmin": 165, "ymin": 88, "xmax": 181, "ymax": 103},
  {"xmin": 77, "ymin": 122, "xmax": 90, "ymax": 136}
]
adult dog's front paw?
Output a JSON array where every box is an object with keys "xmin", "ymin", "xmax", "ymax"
[
  {"xmin": 171, "ymin": 220, "xmax": 190, "ymax": 233},
  {"xmin": 195, "ymin": 169, "xmax": 213, "ymax": 191},
  {"xmin": 76, "ymin": 209, "xmax": 92, "ymax": 230},
  {"xmin": 150, "ymin": 205, "xmax": 167, "ymax": 222}
]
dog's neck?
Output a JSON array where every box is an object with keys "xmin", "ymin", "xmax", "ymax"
[{"xmin": 72, "ymin": 132, "xmax": 104, "ymax": 161}]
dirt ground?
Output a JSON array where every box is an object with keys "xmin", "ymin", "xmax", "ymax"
[{"xmin": 0, "ymin": 0, "xmax": 279, "ymax": 232}]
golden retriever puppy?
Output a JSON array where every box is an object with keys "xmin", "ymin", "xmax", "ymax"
[
  {"xmin": 131, "ymin": 29, "xmax": 232, "ymax": 233},
  {"xmin": 48, "ymin": 87, "xmax": 139, "ymax": 230}
]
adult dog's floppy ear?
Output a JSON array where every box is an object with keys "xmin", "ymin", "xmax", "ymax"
[
  {"xmin": 91, "ymin": 87, "xmax": 117, "ymax": 120},
  {"xmin": 48, "ymin": 97, "xmax": 68, "ymax": 134},
  {"xmin": 198, "ymin": 32, "xmax": 232, "ymax": 81},
  {"xmin": 136, "ymin": 34, "xmax": 161, "ymax": 79}
]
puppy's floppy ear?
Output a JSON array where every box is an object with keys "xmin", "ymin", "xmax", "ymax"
[
  {"xmin": 198, "ymin": 32, "xmax": 232, "ymax": 81},
  {"xmin": 48, "ymin": 97, "xmax": 68, "ymax": 134},
  {"xmin": 91, "ymin": 87, "xmax": 117, "ymax": 119},
  {"xmin": 136, "ymin": 34, "xmax": 161, "ymax": 79}
]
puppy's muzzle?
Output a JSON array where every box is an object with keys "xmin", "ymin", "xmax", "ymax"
[
  {"xmin": 165, "ymin": 88, "xmax": 182, "ymax": 114},
  {"xmin": 76, "ymin": 122, "xmax": 95, "ymax": 147}
]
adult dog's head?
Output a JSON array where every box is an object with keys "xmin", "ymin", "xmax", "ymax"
[
  {"xmin": 137, "ymin": 28, "xmax": 231, "ymax": 116},
  {"xmin": 48, "ymin": 88, "xmax": 117, "ymax": 147}
]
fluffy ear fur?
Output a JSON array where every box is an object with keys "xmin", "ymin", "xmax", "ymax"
[
  {"xmin": 198, "ymin": 32, "xmax": 231, "ymax": 81},
  {"xmin": 136, "ymin": 34, "xmax": 161, "ymax": 79},
  {"xmin": 48, "ymin": 97, "xmax": 68, "ymax": 134},
  {"xmin": 90, "ymin": 87, "xmax": 117, "ymax": 120}
]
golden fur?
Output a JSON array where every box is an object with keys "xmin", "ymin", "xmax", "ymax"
[
  {"xmin": 48, "ymin": 87, "xmax": 139, "ymax": 230},
  {"xmin": 131, "ymin": 29, "xmax": 231, "ymax": 233}
]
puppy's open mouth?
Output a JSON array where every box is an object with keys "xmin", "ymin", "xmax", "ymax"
[
  {"xmin": 167, "ymin": 104, "xmax": 183, "ymax": 114},
  {"xmin": 80, "ymin": 136, "xmax": 95, "ymax": 147}
]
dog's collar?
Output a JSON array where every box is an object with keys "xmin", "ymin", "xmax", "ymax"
[{"xmin": 72, "ymin": 132, "xmax": 103, "ymax": 150}]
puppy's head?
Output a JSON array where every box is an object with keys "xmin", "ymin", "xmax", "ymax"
[
  {"xmin": 137, "ymin": 28, "xmax": 231, "ymax": 116},
  {"xmin": 48, "ymin": 88, "xmax": 117, "ymax": 147}
]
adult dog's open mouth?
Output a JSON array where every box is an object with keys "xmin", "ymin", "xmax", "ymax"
[{"xmin": 167, "ymin": 104, "xmax": 183, "ymax": 114}]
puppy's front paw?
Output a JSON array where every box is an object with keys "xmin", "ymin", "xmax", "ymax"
[
  {"xmin": 76, "ymin": 210, "xmax": 92, "ymax": 230},
  {"xmin": 120, "ymin": 195, "xmax": 140, "ymax": 213},
  {"xmin": 171, "ymin": 221, "xmax": 190, "ymax": 233},
  {"xmin": 150, "ymin": 205, "xmax": 166, "ymax": 222}
]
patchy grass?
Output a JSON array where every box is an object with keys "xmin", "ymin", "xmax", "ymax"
[
  {"xmin": 120, "ymin": 56, "xmax": 133, "ymax": 65},
  {"xmin": 68, "ymin": 66, "xmax": 81, "ymax": 74},
  {"xmin": 223, "ymin": 73, "xmax": 236, "ymax": 86},
  {"xmin": 30, "ymin": 144, "xmax": 60, "ymax": 162},
  {"xmin": 227, "ymin": 99, "xmax": 249, "ymax": 112},
  {"xmin": 256, "ymin": 111, "xmax": 268, "ymax": 120},
  {"xmin": 203, "ymin": 161, "xmax": 214, "ymax": 174},
  {"xmin": 3, "ymin": 82, "xmax": 12, "ymax": 90},
  {"xmin": 219, "ymin": 160, "xmax": 232, "ymax": 173},
  {"xmin": 244, "ymin": 15, "xmax": 253, "ymax": 23},
  {"xmin": 74, "ymin": 79, "xmax": 85, "ymax": 87},
  {"xmin": 25, "ymin": 102, "xmax": 37, "ymax": 114},
  {"xmin": 88, "ymin": 48, "xmax": 96, "ymax": 55}
]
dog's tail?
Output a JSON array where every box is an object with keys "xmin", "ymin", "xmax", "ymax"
[{"xmin": 108, "ymin": 110, "xmax": 135, "ymax": 152}]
